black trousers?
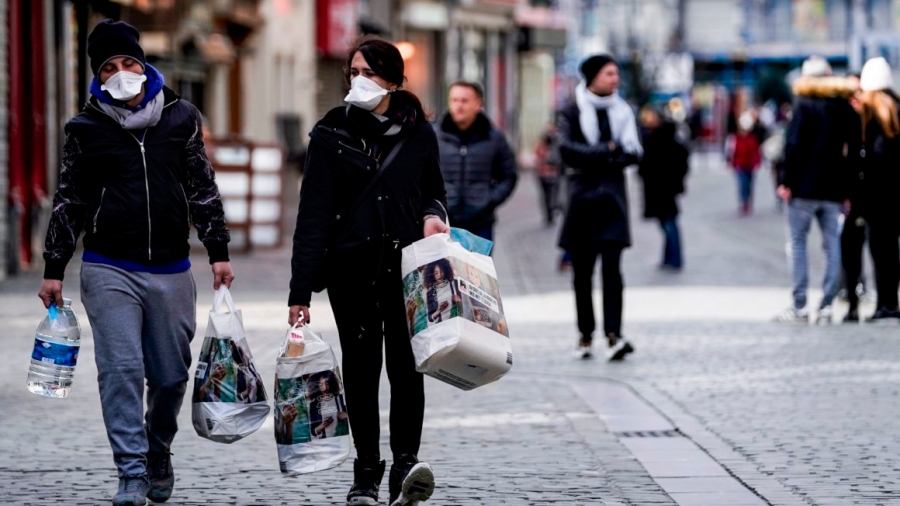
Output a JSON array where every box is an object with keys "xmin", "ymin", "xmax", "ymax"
[
  {"xmin": 841, "ymin": 211, "xmax": 867, "ymax": 308},
  {"xmin": 570, "ymin": 244, "xmax": 624, "ymax": 341},
  {"xmin": 868, "ymin": 219, "xmax": 900, "ymax": 310},
  {"xmin": 328, "ymin": 251, "xmax": 425, "ymax": 460},
  {"xmin": 538, "ymin": 176, "xmax": 560, "ymax": 224}
]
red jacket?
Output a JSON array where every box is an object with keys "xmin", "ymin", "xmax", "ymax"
[{"xmin": 731, "ymin": 132, "xmax": 761, "ymax": 172}]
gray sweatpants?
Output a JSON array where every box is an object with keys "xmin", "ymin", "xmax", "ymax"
[{"xmin": 80, "ymin": 262, "xmax": 196, "ymax": 478}]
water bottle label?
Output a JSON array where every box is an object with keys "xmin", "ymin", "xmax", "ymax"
[{"xmin": 32, "ymin": 337, "xmax": 79, "ymax": 367}]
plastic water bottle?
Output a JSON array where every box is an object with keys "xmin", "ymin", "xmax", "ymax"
[{"xmin": 27, "ymin": 298, "xmax": 82, "ymax": 398}]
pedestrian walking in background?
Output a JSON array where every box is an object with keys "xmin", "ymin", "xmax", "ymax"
[
  {"xmin": 840, "ymin": 72, "xmax": 870, "ymax": 323},
  {"xmin": 853, "ymin": 57, "xmax": 900, "ymax": 323},
  {"xmin": 638, "ymin": 105, "xmax": 689, "ymax": 271},
  {"xmin": 727, "ymin": 112, "xmax": 761, "ymax": 215},
  {"xmin": 774, "ymin": 56, "xmax": 856, "ymax": 325},
  {"xmin": 288, "ymin": 36, "xmax": 446, "ymax": 506},
  {"xmin": 557, "ymin": 54, "xmax": 641, "ymax": 361},
  {"xmin": 436, "ymin": 81, "xmax": 518, "ymax": 241},
  {"xmin": 37, "ymin": 20, "xmax": 234, "ymax": 506},
  {"xmin": 534, "ymin": 121, "xmax": 563, "ymax": 227}
]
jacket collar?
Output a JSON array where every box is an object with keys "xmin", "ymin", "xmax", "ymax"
[{"xmin": 438, "ymin": 111, "xmax": 492, "ymax": 141}]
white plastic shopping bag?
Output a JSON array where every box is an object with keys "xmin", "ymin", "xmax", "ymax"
[
  {"xmin": 401, "ymin": 233, "xmax": 513, "ymax": 390},
  {"xmin": 274, "ymin": 322, "xmax": 351, "ymax": 475},
  {"xmin": 191, "ymin": 286, "xmax": 270, "ymax": 443}
]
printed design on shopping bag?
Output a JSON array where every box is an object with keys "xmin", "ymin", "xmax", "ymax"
[
  {"xmin": 275, "ymin": 370, "xmax": 349, "ymax": 445},
  {"xmin": 193, "ymin": 337, "xmax": 267, "ymax": 404},
  {"xmin": 404, "ymin": 256, "xmax": 509, "ymax": 338}
]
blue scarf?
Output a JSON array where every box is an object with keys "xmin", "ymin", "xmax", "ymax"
[{"xmin": 89, "ymin": 63, "xmax": 165, "ymax": 111}]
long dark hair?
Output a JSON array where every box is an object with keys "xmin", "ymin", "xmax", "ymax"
[{"xmin": 344, "ymin": 36, "xmax": 428, "ymax": 123}]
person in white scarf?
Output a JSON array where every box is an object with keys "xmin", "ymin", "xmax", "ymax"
[{"xmin": 557, "ymin": 54, "xmax": 638, "ymax": 363}]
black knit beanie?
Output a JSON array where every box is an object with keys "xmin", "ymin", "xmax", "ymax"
[
  {"xmin": 87, "ymin": 19, "xmax": 145, "ymax": 76},
  {"xmin": 580, "ymin": 54, "xmax": 617, "ymax": 84}
]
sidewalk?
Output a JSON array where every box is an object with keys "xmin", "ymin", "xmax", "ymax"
[{"xmin": 3, "ymin": 153, "xmax": 899, "ymax": 505}]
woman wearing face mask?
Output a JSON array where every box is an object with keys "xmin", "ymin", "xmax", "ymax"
[{"xmin": 287, "ymin": 36, "xmax": 447, "ymax": 506}]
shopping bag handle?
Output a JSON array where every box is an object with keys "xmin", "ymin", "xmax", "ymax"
[{"xmin": 212, "ymin": 286, "xmax": 237, "ymax": 314}]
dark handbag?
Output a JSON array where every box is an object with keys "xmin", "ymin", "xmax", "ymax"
[{"xmin": 311, "ymin": 137, "xmax": 409, "ymax": 293}]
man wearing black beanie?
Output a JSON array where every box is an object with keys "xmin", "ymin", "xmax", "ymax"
[
  {"xmin": 557, "ymin": 53, "xmax": 642, "ymax": 362},
  {"xmin": 39, "ymin": 19, "xmax": 234, "ymax": 506}
]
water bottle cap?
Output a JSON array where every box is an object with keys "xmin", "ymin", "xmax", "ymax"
[{"xmin": 62, "ymin": 298, "xmax": 73, "ymax": 307}]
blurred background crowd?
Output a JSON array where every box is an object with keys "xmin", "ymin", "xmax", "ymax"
[{"xmin": 2, "ymin": 0, "xmax": 900, "ymax": 283}]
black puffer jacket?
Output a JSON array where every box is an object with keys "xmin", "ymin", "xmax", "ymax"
[
  {"xmin": 781, "ymin": 76, "xmax": 857, "ymax": 202},
  {"xmin": 557, "ymin": 101, "xmax": 640, "ymax": 249},
  {"xmin": 288, "ymin": 106, "xmax": 448, "ymax": 307},
  {"xmin": 43, "ymin": 87, "xmax": 229, "ymax": 280},
  {"xmin": 436, "ymin": 112, "xmax": 517, "ymax": 231}
]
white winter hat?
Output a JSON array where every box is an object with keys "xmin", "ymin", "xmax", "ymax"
[
  {"xmin": 860, "ymin": 57, "xmax": 894, "ymax": 91},
  {"xmin": 801, "ymin": 56, "xmax": 832, "ymax": 77}
]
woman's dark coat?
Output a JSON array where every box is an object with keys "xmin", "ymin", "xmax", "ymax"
[
  {"xmin": 288, "ymin": 106, "xmax": 448, "ymax": 307},
  {"xmin": 638, "ymin": 122, "xmax": 689, "ymax": 219},
  {"xmin": 556, "ymin": 101, "xmax": 640, "ymax": 249}
]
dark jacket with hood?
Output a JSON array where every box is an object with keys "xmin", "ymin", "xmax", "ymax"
[
  {"xmin": 556, "ymin": 101, "xmax": 640, "ymax": 249},
  {"xmin": 436, "ymin": 112, "xmax": 517, "ymax": 231},
  {"xmin": 288, "ymin": 100, "xmax": 448, "ymax": 307},
  {"xmin": 852, "ymin": 91, "xmax": 900, "ymax": 223},
  {"xmin": 638, "ymin": 121, "xmax": 689, "ymax": 219},
  {"xmin": 43, "ymin": 86, "xmax": 230, "ymax": 280},
  {"xmin": 780, "ymin": 76, "xmax": 857, "ymax": 202}
]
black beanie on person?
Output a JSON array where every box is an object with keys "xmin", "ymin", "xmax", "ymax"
[
  {"xmin": 580, "ymin": 54, "xmax": 617, "ymax": 84},
  {"xmin": 87, "ymin": 19, "xmax": 145, "ymax": 76}
]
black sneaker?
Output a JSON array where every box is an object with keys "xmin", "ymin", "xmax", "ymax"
[
  {"xmin": 389, "ymin": 454, "xmax": 435, "ymax": 506},
  {"xmin": 843, "ymin": 307, "xmax": 860, "ymax": 323},
  {"xmin": 867, "ymin": 308, "xmax": 900, "ymax": 324},
  {"xmin": 347, "ymin": 457, "xmax": 386, "ymax": 506},
  {"xmin": 146, "ymin": 451, "xmax": 174, "ymax": 503},
  {"xmin": 112, "ymin": 475, "xmax": 149, "ymax": 506},
  {"xmin": 606, "ymin": 333, "xmax": 634, "ymax": 362}
]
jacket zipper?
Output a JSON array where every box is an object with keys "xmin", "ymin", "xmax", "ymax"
[
  {"xmin": 337, "ymin": 140, "xmax": 377, "ymax": 164},
  {"xmin": 93, "ymin": 188, "xmax": 106, "ymax": 233},
  {"xmin": 179, "ymin": 185, "xmax": 191, "ymax": 228},
  {"xmin": 458, "ymin": 144, "xmax": 468, "ymax": 219},
  {"xmin": 127, "ymin": 128, "xmax": 152, "ymax": 260}
]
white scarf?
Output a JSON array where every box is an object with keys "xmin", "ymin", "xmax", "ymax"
[
  {"xmin": 575, "ymin": 81, "xmax": 643, "ymax": 156},
  {"xmin": 98, "ymin": 92, "xmax": 165, "ymax": 130}
]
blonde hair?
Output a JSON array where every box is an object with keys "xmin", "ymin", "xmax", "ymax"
[{"xmin": 860, "ymin": 90, "xmax": 900, "ymax": 141}]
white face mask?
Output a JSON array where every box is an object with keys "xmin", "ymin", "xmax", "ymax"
[
  {"xmin": 101, "ymin": 71, "xmax": 147, "ymax": 101},
  {"xmin": 344, "ymin": 75, "xmax": 390, "ymax": 111}
]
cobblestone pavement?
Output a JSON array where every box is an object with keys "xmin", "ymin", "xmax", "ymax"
[{"xmin": 1, "ymin": 153, "xmax": 897, "ymax": 505}]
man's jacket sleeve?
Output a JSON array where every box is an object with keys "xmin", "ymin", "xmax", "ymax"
[
  {"xmin": 556, "ymin": 108, "xmax": 615, "ymax": 170},
  {"xmin": 490, "ymin": 134, "xmax": 518, "ymax": 207},
  {"xmin": 183, "ymin": 109, "xmax": 230, "ymax": 264},
  {"xmin": 420, "ymin": 126, "xmax": 449, "ymax": 223},
  {"xmin": 780, "ymin": 102, "xmax": 805, "ymax": 189},
  {"xmin": 43, "ymin": 125, "xmax": 88, "ymax": 281}
]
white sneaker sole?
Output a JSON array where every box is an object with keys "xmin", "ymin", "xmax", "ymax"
[
  {"xmin": 391, "ymin": 463, "xmax": 434, "ymax": 506},
  {"xmin": 607, "ymin": 340, "xmax": 634, "ymax": 361}
]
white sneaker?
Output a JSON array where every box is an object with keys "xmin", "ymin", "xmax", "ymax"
[
  {"xmin": 574, "ymin": 338, "xmax": 593, "ymax": 359},
  {"xmin": 816, "ymin": 306, "xmax": 833, "ymax": 324},
  {"xmin": 391, "ymin": 462, "xmax": 434, "ymax": 506},
  {"xmin": 606, "ymin": 335, "xmax": 634, "ymax": 362},
  {"xmin": 774, "ymin": 306, "xmax": 809, "ymax": 323}
]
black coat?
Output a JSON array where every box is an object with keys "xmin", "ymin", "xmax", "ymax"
[
  {"xmin": 853, "ymin": 93, "xmax": 900, "ymax": 223},
  {"xmin": 638, "ymin": 122, "xmax": 689, "ymax": 219},
  {"xmin": 288, "ymin": 106, "xmax": 448, "ymax": 307},
  {"xmin": 556, "ymin": 101, "xmax": 640, "ymax": 249},
  {"xmin": 781, "ymin": 77, "xmax": 857, "ymax": 202},
  {"xmin": 436, "ymin": 113, "xmax": 518, "ymax": 231},
  {"xmin": 43, "ymin": 87, "xmax": 230, "ymax": 280}
]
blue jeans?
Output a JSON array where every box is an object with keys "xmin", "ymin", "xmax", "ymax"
[
  {"xmin": 787, "ymin": 199, "xmax": 842, "ymax": 310},
  {"xmin": 736, "ymin": 171, "xmax": 754, "ymax": 205},
  {"xmin": 659, "ymin": 216, "xmax": 683, "ymax": 268}
]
